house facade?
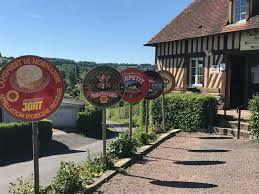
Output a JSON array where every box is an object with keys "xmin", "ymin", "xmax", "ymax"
[{"xmin": 146, "ymin": 0, "xmax": 259, "ymax": 108}]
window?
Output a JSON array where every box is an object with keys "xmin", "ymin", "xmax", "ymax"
[
  {"xmin": 233, "ymin": 0, "xmax": 247, "ymax": 23},
  {"xmin": 189, "ymin": 58, "xmax": 203, "ymax": 87}
]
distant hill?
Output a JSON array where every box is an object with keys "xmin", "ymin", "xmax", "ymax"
[
  {"xmin": 0, "ymin": 54, "xmax": 155, "ymax": 98},
  {"xmin": 0, "ymin": 55, "xmax": 154, "ymax": 70}
]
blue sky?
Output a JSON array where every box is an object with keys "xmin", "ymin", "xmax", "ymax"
[{"xmin": 0, "ymin": 0, "xmax": 192, "ymax": 64}]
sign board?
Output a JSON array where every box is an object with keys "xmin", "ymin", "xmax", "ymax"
[
  {"xmin": 210, "ymin": 65, "xmax": 220, "ymax": 74},
  {"xmin": 158, "ymin": 70, "xmax": 175, "ymax": 94},
  {"xmin": 240, "ymin": 30, "xmax": 259, "ymax": 51},
  {"xmin": 83, "ymin": 66, "xmax": 125, "ymax": 108},
  {"xmin": 121, "ymin": 68, "xmax": 149, "ymax": 103},
  {"xmin": 0, "ymin": 55, "xmax": 64, "ymax": 121},
  {"xmin": 144, "ymin": 71, "xmax": 164, "ymax": 100}
]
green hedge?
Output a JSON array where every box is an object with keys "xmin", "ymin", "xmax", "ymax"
[
  {"xmin": 137, "ymin": 100, "xmax": 153, "ymax": 128},
  {"xmin": 0, "ymin": 119, "xmax": 53, "ymax": 153},
  {"xmin": 77, "ymin": 103, "xmax": 102, "ymax": 138},
  {"xmin": 151, "ymin": 93, "xmax": 218, "ymax": 131},
  {"xmin": 107, "ymin": 102, "xmax": 141, "ymax": 125},
  {"xmin": 249, "ymin": 95, "xmax": 259, "ymax": 140}
]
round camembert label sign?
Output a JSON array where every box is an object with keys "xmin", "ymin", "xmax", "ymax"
[
  {"xmin": 0, "ymin": 55, "xmax": 65, "ymax": 121},
  {"xmin": 83, "ymin": 66, "xmax": 125, "ymax": 108}
]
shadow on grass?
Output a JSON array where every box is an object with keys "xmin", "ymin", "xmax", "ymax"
[
  {"xmin": 123, "ymin": 174, "xmax": 217, "ymax": 189},
  {"xmin": 0, "ymin": 140, "xmax": 85, "ymax": 167}
]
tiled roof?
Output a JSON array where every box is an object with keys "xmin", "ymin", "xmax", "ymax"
[{"xmin": 146, "ymin": 0, "xmax": 259, "ymax": 46}]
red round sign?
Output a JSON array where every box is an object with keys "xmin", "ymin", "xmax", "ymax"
[
  {"xmin": 0, "ymin": 55, "xmax": 65, "ymax": 121},
  {"xmin": 121, "ymin": 68, "xmax": 149, "ymax": 103}
]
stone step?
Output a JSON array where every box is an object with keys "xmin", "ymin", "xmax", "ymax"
[
  {"xmin": 216, "ymin": 118, "xmax": 249, "ymax": 131},
  {"xmin": 210, "ymin": 127, "xmax": 251, "ymax": 139},
  {"xmin": 217, "ymin": 114, "xmax": 249, "ymax": 122},
  {"xmin": 228, "ymin": 121, "xmax": 249, "ymax": 131}
]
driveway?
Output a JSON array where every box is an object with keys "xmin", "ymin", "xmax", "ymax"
[
  {"xmin": 107, "ymin": 120, "xmax": 135, "ymax": 133},
  {"xmin": 95, "ymin": 132, "xmax": 259, "ymax": 194},
  {"xmin": 0, "ymin": 129, "xmax": 103, "ymax": 193}
]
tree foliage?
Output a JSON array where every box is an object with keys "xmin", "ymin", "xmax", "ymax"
[{"xmin": 0, "ymin": 54, "xmax": 155, "ymax": 98}]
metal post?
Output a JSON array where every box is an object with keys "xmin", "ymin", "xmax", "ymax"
[
  {"xmin": 102, "ymin": 108, "xmax": 107, "ymax": 162},
  {"xmin": 224, "ymin": 106, "xmax": 227, "ymax": 117},
  {"xmin": 129, "ymin": 103, "xmax": 133, "ymax": 139},
  {"xmin": 32, "ymin": 122, "xmax": 39, "ymax": 194},
  {"xmin": 162, "ymin": 94, "xmax": 165, "ymax": 132},
  {"xmin": 145, "ymin": 100, "xmax": 149, "ymax": 133},
  {"xmin": 237, "ymin": 109, "xmax": 241, "ymax": 139}
]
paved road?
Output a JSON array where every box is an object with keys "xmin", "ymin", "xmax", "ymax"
[
  {"xmin": 95, "ymin": 132, "xmax": 259, "ymax": 194},
  {"xmin": 0, "ymin": 121, "xmax": 127, "ymax": 194},
  {"xmin": 0, "ymin": 130, "xmax": 103, "ymax": 194},
  {"xmin": 107, "ymin": 120, "xmax": 135, "ymax": 133}
]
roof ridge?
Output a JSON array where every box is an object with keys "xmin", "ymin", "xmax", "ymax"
[{"xmin": 146, "ymin": 0, "xmax": 259, "ymax": 45}]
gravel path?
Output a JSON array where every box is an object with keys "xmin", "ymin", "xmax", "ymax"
[{"xmin": 94, "ymin": 132, "xmax": 259, "ymax": 194}]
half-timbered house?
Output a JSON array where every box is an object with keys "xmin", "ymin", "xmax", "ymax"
[{"xmin": 145, "ymin": 0, "xmax": 259, "ymax": 108}]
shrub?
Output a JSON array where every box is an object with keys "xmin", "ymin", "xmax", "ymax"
[
  {"xmin": 108, "ymin": 132, "xmax": 137, "ymax": 158},
  {"xmin": 47, "ymin": 161, "xmax": 83, "ymax": 194},
  {"xmin": 38, "ymin": 119, "xmax": 53, "ymax": 144},
  {"xmin": 9, "ymin": 177, "xmax": 45, "ymax": 194},
  {"xmin": 10, "ymin": 153, "xmax": 113, "ymax": 194},
  {"xmin": 249, "ymin": 95, "xmax": 259, "ymax": 140},
  {"xmin": 133, "ymin": 127, "xmax": 157, "ymax": 146},
  {"xmin": 80, "ymin": 153, "xmax": 114, "ymax": 186},
  {"xmin": 151, "ymin": 93, "xmax": 218, "ymax": 131},
  {"xmin": 46, "ymin": 154, "xmax": 112, "ymax": 193},
  {"xmin": 77, "ymin": 103, "xmax": 102, "ymax": 138},
  {"xmin": 0, "ymin": 120, "xmax": 52, "ymax": 154}
]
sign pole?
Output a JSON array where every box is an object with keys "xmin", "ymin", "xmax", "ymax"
[
  {"xmin": 162, "ymin": 94, "xmax": 166, "ymax": 132},
  {"xmin": 129, "ymin": 102, "xmax": 133, "ymax": 139},
  {"xmin": 102, "ymin": 108, "xmax": 107, "ymax": 163},
  {"xmin": 32, "ymin": 121, "xmax": 39, "ymax": 194},
  {"xmin": 0, "ymin": 55, "xmax": 65, "ymax": 194},
  {"xmin": 145, "ymin": 100, "xmax": 149, "ymax": 133}
]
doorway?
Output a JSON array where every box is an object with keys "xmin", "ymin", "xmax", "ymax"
[
  {"xmin": 229, "ymin": 56, "xmax": 247, "ymax": 108},
  {"xmin": 248, "ymin": 54, "xmax": 259, "ymax": 100}
]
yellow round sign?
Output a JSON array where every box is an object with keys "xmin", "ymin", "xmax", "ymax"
[{"xmin": 158, "ymin": 70, "xmax": 176, "ymax": 94}]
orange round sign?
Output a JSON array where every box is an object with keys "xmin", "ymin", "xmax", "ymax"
[{"xmin": 0, "ymin": 55, "xmax": 65, "ymax": 121}]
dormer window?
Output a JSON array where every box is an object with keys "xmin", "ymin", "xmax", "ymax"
[{"xmin": 233, "ymin": 0, "xmax": 247, "ymax": 23}]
